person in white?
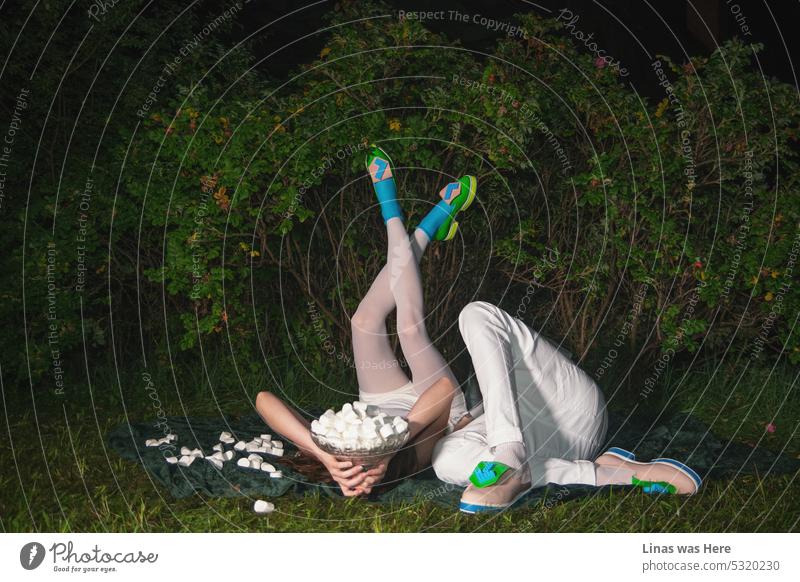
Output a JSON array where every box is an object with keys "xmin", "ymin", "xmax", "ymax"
[{"xmin": 432, "ymin": 301, "xmax": 702, "ymax": 513}]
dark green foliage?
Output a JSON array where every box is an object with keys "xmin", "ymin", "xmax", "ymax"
[{"xmin": 2, "ymin": 0, "xmax": 798, "ymax": 399}]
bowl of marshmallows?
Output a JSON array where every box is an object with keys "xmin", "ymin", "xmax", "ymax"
[{"xmin": 310, "ymin": 401, "xmax": 410, "ymax": 464}]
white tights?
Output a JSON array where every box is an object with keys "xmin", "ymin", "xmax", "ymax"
[{"xmin": 351, "ymin": 218, "xmax": 458, "ymax": 396}]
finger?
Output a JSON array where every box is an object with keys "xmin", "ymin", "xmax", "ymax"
[
  {"xmin": 342, "ymin": 473, "xmax": 368, "ymax": 489},
  {"xmin": 341, "ymin": 487, "xmax": 360, "ymax": 497},
  {"xmin": 329, "ymin": 464, "xmax": 364, "ymax": 479},
  {"xmin": 364, "ymin": 464, "xmax": 387, "ymax": 477},
  {"xmin": 338, "ymin": 464, "xmax": 368, "ymax": 479}
]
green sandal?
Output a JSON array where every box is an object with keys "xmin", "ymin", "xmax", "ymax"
[{"xmin": 434, "ymin": 175, "xmax": 477, "ymax": 241}]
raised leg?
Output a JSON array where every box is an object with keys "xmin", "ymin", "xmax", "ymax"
[
  {"xmin": 351, "ymin": 228, "xmax": 430, "ymax": 393},
  {"xmin": 386, "ymin": 218, "xmax": 458, "ymax": 394}
]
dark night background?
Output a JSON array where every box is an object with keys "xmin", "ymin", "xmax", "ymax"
[{"xmin": 236, "ymin": 0, "xmax": 800, "ymax": 91}]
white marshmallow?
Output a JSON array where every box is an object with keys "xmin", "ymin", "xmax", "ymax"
[
  {"xmin": 359, "ymin": 422, "xmax": 378, "ymax": 439},
  {"xmin": 353, "ymin": 401, "xmax": 367, "ymax": 413},
  {"xmin": 234, "ymin": 441, "xmax": 246, "ymax": 451},
  {"xmin": 212, "ymin": 443, "xmax": 224, "ymax": 452},
  {"xmin": 207, "ymin": 458, "xmax": 223, "ymax": 470},
  {"xmin": 342, "ymin": 402, "xmax": 353, "ymax": 413},
  {"xmin": 247, "ymin": 453, "xmax": 262, "ymax": 462},
  {"xmin": 250, "ymin": 458, "xmax": 262, "ymax": 469},
  {"xmin": 211, "ymin": 451, "xmax": 225, "ymax": 461},
  {"xmin": 223, "ymin": 450, "xmax": 235, "ymax": 461},
  {"xmin": 145, "ymin": 439, "xmax": 158, "ymax": 447},
  {"xmin": 310, "ymin": 420, "xmax": 323, "ymax": 434},
  {"xmin": 178, "ymin": 455, "xmax": 195, "ymax": 467},
  {"xmin": 236, "ymin": 458, "xmax": 250, "ymax": 468},
  {"xmin": 165, "ymin": 456, "xmax": 178, "ymax": 464},
  {"xmin": 272, "ymin": 440, "xmax": 283, "ymax": 449},
  {"xmin": 394, "ymin": 418, "xmax": 409, "ymax": 434},
  {"xmin": 190, "ymin": 448, "xmax": 204, "ymax": 458},
  {"xmin": 260, "ymin": 434, "xmax": 272, "ymax": 442},
  {"xmin": 165, "ymin": 434, "xmax": 177, "ymax": 442},
  {"xmin": 269, "ymin": 471, "xmax": 283, "ymax": 479},
  {"xmin": 180, "ymin": 446, "xmax": 192, "ymax": 456},
  {"xmin": 245, "ymin": 442, "xmax": 261, "ymax": 452},
  {"xmin": 219, "ymin": 431, "xmax": 232, "ymax": 441},
  {"xmin": 270, "ymin": 447, "xmax": 284, "ymax": 456},
  {"xmin": 260, "ymin": 462, "xmax": 276, "ymax": 473},
  {"xmin": 379, "ymin": 424, "xmax": 395, "ymax": 440},
  {"xmin": 221, "ymin": 436, "xmax": 235, "ymax": 444},
  {"xmin": 253, "ymin": 499, "xmax": 274, "ymax": 514}
]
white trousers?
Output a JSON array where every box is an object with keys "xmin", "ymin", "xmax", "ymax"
[{"xmin": 432, "ymin": 301, "xmax": 608, "ymax": 488}]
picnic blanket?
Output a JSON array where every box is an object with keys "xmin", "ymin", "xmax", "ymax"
[{"xmin": 107, "ymin": 409, "xmax": 800, "ymax": 508}]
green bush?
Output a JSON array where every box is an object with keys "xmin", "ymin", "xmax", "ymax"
[{"xmin": 4, "ymin": 1, "xmax": 798, "ymax": 396}]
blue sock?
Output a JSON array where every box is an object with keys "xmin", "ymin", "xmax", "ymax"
[
  {"xmin": 374, "ymin": 179, "xmax": 403, "ymax": 223},
  {"xmin": 418, "ymin": 199, "xmax": 452, "ymax": 240}
]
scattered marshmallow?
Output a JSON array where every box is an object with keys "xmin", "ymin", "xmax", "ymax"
[
  {"xmin": 190, "ymin": 448, "xmax": 204, "ymax": 458},
  {"xmin": 260, "ymin": 462, "xmax": 276, "ymax": 473},
  {"xmin": 212, "ymin": 443, "xmax": 224, "ymax": 452},
  {"xmin": 145, "ymin": 439, "xmax": 158, "ymax": 447},
  {"xmin": 180, "ymin": 446, "xmax": 192, "ymax": 456},
  {"xmin": 269, "ymin": 471, "xmax": 283, "ymax": 479},
  {"xmin": 270, "ymin": 448, "xmax": 284, "ymax": 457},
  {"xmin": 237, "ymin": 458, "xmax": 250, "ymax": 468},
  {"xmin": 234, "ymin": 441, "xmax": 246, "ymax": 451},
  {"xmin": 178, "ymin": 455, "xmax": 195, "ymax": 467},
  {"xmin": 206, "ymin": 457, "xmax": 223, "ymax": 470},
  {"xmin": 260, "ymin": 434, "xmax": 272, "ymax": 442},
  {"xmin": 165, "ymin": 456, "xmax": 178, "ymax": 464},
  {"xmin": 223, "ymin": 450, "xmax": 235, "ymax": 461},
  {"xmin": 253, "ymin": 499, "xmax": 274, "ymax": 514},
  {"xmin": 271, "ymin": 440, "xmax": 283, "ymax": 449},
  {"xmin": 250, "ymin": 458, "xmax": 262, "ymax": 469}
]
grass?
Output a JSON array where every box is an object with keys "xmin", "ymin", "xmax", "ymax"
[{"xmin": 1, "ymin": 355, "xmax": 798, "ymax": 533}]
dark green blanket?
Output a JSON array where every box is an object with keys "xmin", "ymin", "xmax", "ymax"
[{"xmin": 107, "ymin": 410, "xmax": 799, "ymax": 508}]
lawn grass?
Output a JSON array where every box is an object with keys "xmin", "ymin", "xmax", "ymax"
[{"xmin": 1, "ymin": 356, "xmax": 797, "ymax": 533}]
